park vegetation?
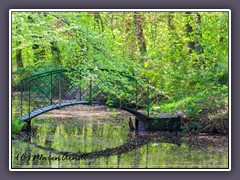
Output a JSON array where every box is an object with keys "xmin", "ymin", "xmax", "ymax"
[{"xmin": 11, "ymin": 11, "xmax": 229, "ymax": 134}]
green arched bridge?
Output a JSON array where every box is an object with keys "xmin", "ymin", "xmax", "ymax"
[{"xmin": 18, "ymin": 67, "xmax": 181, "ymax": 131}]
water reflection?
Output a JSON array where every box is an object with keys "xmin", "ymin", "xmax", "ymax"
[{"xmin": 12, "ymin": 116, "xmax": 228, "ymax": 169}]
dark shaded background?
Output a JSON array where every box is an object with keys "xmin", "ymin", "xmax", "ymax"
[{"xmin": 0, "ymin": 0, "xmax": 238, "ymax": 179}]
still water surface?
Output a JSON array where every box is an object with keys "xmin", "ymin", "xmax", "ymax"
[{"xmin": 12, "ymin": 106, "xmax": 228, "ymax": 169}]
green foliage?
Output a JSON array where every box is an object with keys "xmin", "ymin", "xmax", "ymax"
[
  {"xmin": 12, "ymin": 11, "xmax": 229, "ymax": 131},
  {"xmin": 12, "ymin": 114, "xmax": 25, "ymax": 134},
  {"xmin": 108, "ymin": 108, "xmax": 118, "ymax": 117}
]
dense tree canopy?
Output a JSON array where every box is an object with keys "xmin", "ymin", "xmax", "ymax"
[{"xmin": 11, "ymin": 11, "xmax": 229, "ymax": 118}]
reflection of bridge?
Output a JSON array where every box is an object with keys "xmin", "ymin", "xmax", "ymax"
[
  {"xmin": 28, "ymin": 132, "xmax": 180, "ymax": 160},
  {"xmin": 18, "ymin": 67, "xmax": 180, "ymax": 131}
]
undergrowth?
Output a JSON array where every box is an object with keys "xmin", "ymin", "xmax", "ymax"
[
  {"xmin": 12, "ymin": 114, "xmax": 25, "ymax": 134},
  {"xmin": 151, "ymin": 90, "xmax": 228, "ymax": 134}
]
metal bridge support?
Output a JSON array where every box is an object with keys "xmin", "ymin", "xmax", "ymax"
[
  {"xmin": 28, "ymin": 81, "xmax": 31, "ymax": 120},
  {"xmin": 50, "ymin": 74, "xmax": 53, "ymax": 105},
  {"xmin": 79, "ymin": 76, "xmax": 82, "ymax": 101},
  {"xmin": 58, "ymin": 73, "xmax": 62, "ymax": 109},
  {"xmin": 135, "ymin": 81, "xmax": 138, "ymax": 111},
  {"xmin": 18, "ymin": 68, "xmax": 151, "ymax": 123},
  {"xmin": 20, "ymin": 81, "xmax": 23, "ymax": 117},
  {"xmin": 26, "ymin": 120, "xmax": 31, "ymax": 131},
  {"xmin": 147, "ymin": 85, "xmax": 150, "ymax": 116},
  {"xmin": 89, "ymin": 78, "xmax": 92, "ymax": 105}
]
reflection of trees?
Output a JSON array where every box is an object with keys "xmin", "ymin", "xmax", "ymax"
[
  {"xmin": 28, "ymin": 132, "xmax": 180, "ymax": 160},
  {"xmin": 31, "ymin": 118, "xmax": 136, "ymax": 154},
  {"xmin": 25, "ymin": 117, "xmax": 185, "ymax": 168},
  {"xmin": 13, "ymin": 127, "xmax": 228, "ymax": 168}
]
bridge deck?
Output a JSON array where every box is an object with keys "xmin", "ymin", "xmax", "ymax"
[
  {"xmin": 21, "ymin": 101, "xmax": 182, "ymax": 131},
  {"xmin": 21, "ymin": 101, "xmax": 95, "ymax": 121},
  {"xmin": 20, "ymin": 101, "xmax": 146, "ymax": 122}
]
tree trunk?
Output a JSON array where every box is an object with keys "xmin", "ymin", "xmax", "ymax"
[
  {"xmin": 195, "ymin": 13, "xmax": 204, "ymax": 54},
  {"xmin": 32, "ymin": 43, "xmax": 45, "ymax": 64},
  {"xmin": 185, "ymin": 12, "xmax": 203, "ymax": 54},
  {"xmin": 167, "ymin": 12, "xmax": 175, "ymax": 31},
  {"xmin": 94, "ymin": 12, "xmax": 104, "ymax": 32},
  {"xmin": 50, "ymin": 41, "xmax": 61, "ymax": 65},
  {"xmin": 186, "ymin": 23, "xmax": 195, "ymax": 53},
  {"xmin": 15, "ymin": 28, "xmax": 23, "ymax": 70},
  {"xmin": 133, "ymin": 12, "xmax": 147, "ymax": 61},
  {"xmin": 16, "ymin": 47, "xmax": 23, "ymax": 70},
  {"xmin": 28, "ymin": 15, "xmax": 45, "ymax": 65}
]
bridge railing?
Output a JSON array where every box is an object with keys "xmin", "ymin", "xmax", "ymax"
[{"xmin": 20, "ymin": 67, "xmax": 150, "ymax": 120}]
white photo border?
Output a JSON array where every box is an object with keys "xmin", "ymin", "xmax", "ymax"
[{"xmin": 9, "ymin": 9, "xmax": 231, "ymax": 171}]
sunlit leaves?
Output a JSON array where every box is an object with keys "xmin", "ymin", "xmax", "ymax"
[{"xmin": 12, "ymin": 11, "xmax": 229, "ymax": 116}]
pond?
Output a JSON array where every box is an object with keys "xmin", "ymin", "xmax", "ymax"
[{"xmin": 11, "ymin": 105, "xmax": 228, "ymax": 169}]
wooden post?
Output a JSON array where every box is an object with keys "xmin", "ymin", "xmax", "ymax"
[
  {"xmin": 135, "ymin": 117, "xmax": 139, "ymax": 131},
  {"xmin": 128, "ymin": 117, "xmax": 135, "ymax": 131}
]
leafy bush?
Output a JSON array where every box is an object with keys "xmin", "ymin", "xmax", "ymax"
[{"xmin": 12, "ymin": 115, "xmax": 25, "ymax": 134}]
